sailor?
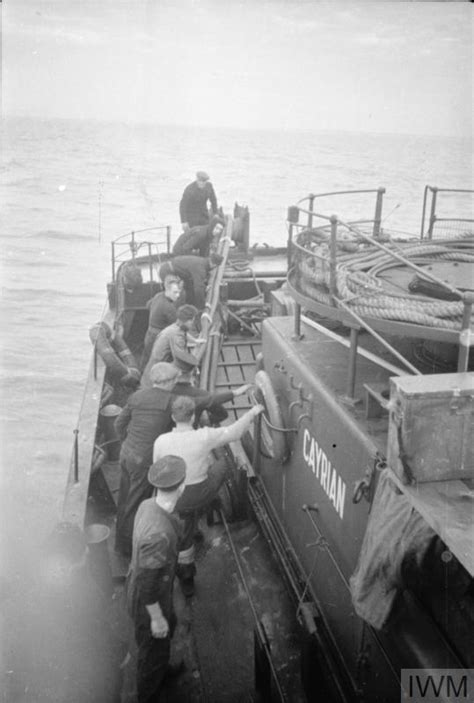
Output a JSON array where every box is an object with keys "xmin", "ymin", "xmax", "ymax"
[
  {"xmin": 114, "ymin": 363, "xmax": 179, "ymax": 557},
  {"xmin": 159, "ymin": 253, "xmax": 223, "ymax": 310},
  {"xmin": 126, "ymin": 455, "xmax": 186, "ymax": 703},
  {"xmin": 153, "ymin": 396, "xmax": 264, "ymax": 596},
  {"xmin": 179, "ymin": 171, "xmax": 218, "ymax": 232},
  {"xmin": 173, "ymin": 375, "xmax": 253, "ymax": 427},
  {"xmin": 140, "ymin": 305, "xmax": 204, "ymax": 389},
  {"xmin": 141, "ymin": 276, "xmax": 182, "ymax": 369},
  {"xmin": 172, "ymin": 215, "xmax": 225, "ymax": 257}
]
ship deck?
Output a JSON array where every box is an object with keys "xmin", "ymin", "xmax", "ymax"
[{"xmin": 92, "ymin": 444, "xmax": 306, "ymax": 702}]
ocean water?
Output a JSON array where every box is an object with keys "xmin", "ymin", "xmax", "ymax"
[{"xmin": 0, "ymin": 116, "xmax": 472, "ymax": 577}]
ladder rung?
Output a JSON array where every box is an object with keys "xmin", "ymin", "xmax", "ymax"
[
  {"xmin": 218, "ymin": 361, "xmax": 256, "ymax": 367},
  {"xmin": 222, "ymin": 340, "xmax": 260, "ymax": 346},
  {"xmin": 215, "ymin": 382, "xmax": 244, "ymax": 388}
]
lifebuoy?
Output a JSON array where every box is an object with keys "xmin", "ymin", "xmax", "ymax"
[
  {"xmin": 113, "ymin": 331, "xmax": 139, "ymax": 371},
  {"xmin": 255, "ymin": 352, "xmax": 264, "ymax": 373},
  {"xmin": 89, "ymin": 322, "xmax": 140, "ymax": 388},
  {"xmin": 254, "ymin": 370, "xmax": 287, "ymax": 462}
]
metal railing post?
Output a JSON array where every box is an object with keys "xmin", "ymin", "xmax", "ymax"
[
  {"xmin": 111, "ymin": 242, "xmax": 116, "ymax": 283},
  {"xmin": 346, "ymin": 326, "xmax": 360, "ymax": 398},
  {"xmin": 293, "ymin": 303, "xmax": 303, "ymax": 340},
  {"xmin": 308, "ymin": 194, "xmax": 315, "ymax": 228},
  {"xmin": 287, "ymin": 223, "xmax": 293, "ymax": 270},
  {"xmin": 420, "ymin": 185, "xmax": 429, "ymax": 239},
  {"xmin": 94, "ymin": 343, "xmax": 98, "ymax": 380},
  {"xmin": 373, "ymin": 187, "xmax": 385, "ymax": 238},
  {"xmin": 287, "ymin": 206, "xmax": 300, "ymax": 275},
  {"xmin": 329, "ymin": 215, "xmax": 338, "ymax": 304},
  {"xmin": 427, "ymin": 186, "xmax": 438, "ymax": 240},
  {"xmin": 457, "ymin": 295, "xmax": 473, "ymax": 372},
  {"xmin": 148, "ymin": 242, "xmax": 153, "ymax": 279},
  {"xmin": 148, "ymin": 243, "xmax": 154, "ymax": 299},
  {"xmin": 73, "ymin": 429, "xmax": 79, "ymax": 483},
  {"xmin": 166, "ymin": 226, "xmax": 171, "ymax": 253}
]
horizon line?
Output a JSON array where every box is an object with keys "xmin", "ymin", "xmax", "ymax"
[{"xmin": 2, "ymin": 112, "xmax": 471, "ymax": 141}]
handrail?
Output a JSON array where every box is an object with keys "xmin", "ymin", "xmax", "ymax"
[
  {"xmin": 292, "ymin": 186, "xmax": 473, "ymax": 244},
  {"xmin": 197, "ymin": 217, "xmax": 233, "ymax": 385},
  {"xmin": 292, "ymin": 188, "xmax": 469, "ymax": 301},
  {"xmin": 111, "ymin": 226, "xmax": 172, "ymax": 282},
  {"xmin": 288, "ymin": 188, "xmax": 474, "ymax": 380},
  {"xmin": 289, "ymin": 187, "xmax": 386, "ymax": 246},
  {"xmin": 334, "ymin": 298, "xmax": 422, "ymax": 376},
  {"xmin": 296, "ymin": 188, "xmax": 382, "ymax": 205},
  {"xmin": 420, "ymin": 185, "xmax": 474, "ymax": 239},
  {"xmin": 113, "ymin": 225, "xmax": 171, "ymax": 243}
]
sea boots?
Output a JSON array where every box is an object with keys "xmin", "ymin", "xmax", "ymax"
[{"xmin": 176, "ymin": 562, "xmax": 196, "ymax": 598}]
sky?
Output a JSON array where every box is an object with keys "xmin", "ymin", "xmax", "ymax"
[{"xmin": 2, "ymin": 0, "xmax": 473, "ymax": 137}]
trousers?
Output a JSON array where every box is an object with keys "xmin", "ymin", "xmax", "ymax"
[
  {"xmin": 141, "ymin": 329, "xmax": 158, "ymax": 370},
  {"xmin": 115, "ymin": 450, "xmax": 153, "ymax": 557},
  {"xmin": 135, "ymin": 608, "xmax": 177, "ymax": 703},
  {"xmin": 176, "ymin": 457, "xmax": 228, "ymax": 559}
]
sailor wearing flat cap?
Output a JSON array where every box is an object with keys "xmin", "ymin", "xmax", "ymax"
[
  {"xmin": 126, "ymin": 454, "xmax": 186, "ymax": 700},
  {"xmin": 114, "ymin": 363, "xmax": 180, "ymax": 557},
  {"xmin": 147, "ymin": 454, "xmax": 186, "ymax": 489},
  {"xmin": 179, "ymin": 170, "xmax": 218, "ymax": 233}
]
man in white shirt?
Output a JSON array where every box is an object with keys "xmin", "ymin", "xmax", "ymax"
[{"xmin": 153, "ymin": 395, "xmax": 264, "ymax": 596}]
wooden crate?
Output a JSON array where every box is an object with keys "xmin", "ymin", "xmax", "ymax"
[{"xmin": 387, "ymin": 372, "xmax": 474, "ymax": 483}]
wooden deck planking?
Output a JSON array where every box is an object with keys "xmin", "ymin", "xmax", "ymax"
[{"xmin": 217, "ymin": 338, "xmax": 260, "ymax": 421}]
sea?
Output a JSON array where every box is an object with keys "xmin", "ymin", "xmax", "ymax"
[{"xmin": 0, "ymin": 115, "xmax": 472, "ymax": 585}]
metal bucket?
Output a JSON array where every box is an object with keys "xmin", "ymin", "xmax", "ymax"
[
  {"xmin": 99, "ymin": 404, "xmax": 122, "ymax": 461},
  {"xmin": 84, "ymin": 523, "xmax": 113, "ymax": 598}
]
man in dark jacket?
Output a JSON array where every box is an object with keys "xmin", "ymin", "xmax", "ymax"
[
  {"xmin": 140, "ymin": 305, "xmax": 203, "ymax": 389},
  {"xmin": 126, "ymin": 456, "xmax": 186, "ymax": 702},
  {"xmin": 172, "ymin": 377, "xmax": 252, "ymax": 426},
  {"xmin": 179, "ymin": 171, "xmax": 218, "ymax": 232},
  {"xmin": 114, "ymin": 363, "xmax": 180, "ymax": 557},
  {"xmin": 172, "ymin": 215, "xmax": 225, "ymax": 257},
  {"xmin": 159, "ymin": 253, "xmax": 223, "ymax": 310},
  {"xmin": 141, "ymin": 277, "xmax": 181, "ymax": 369}
]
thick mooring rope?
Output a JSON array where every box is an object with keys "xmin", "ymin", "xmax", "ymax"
[{"xmin": 294, "ymin": 229, "xmax": 474, "ymax": 331}]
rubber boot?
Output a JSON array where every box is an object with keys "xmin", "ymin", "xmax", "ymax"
[
  {"xmin": 206, "ymin": 497, "xmax": 223, "ymax": 526},
  {"xmin": 176, "ymin": 563, "xmax": 196, "ymax": 598}
]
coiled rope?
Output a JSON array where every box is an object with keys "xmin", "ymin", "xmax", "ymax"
[{"xmin": 294, "ymin": 227, "xmax": 474, "ymax": 331}]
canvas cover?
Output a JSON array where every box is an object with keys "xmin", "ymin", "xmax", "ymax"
[{"xmin": 349, "ymin": 469, "xmax": 436, "ymax": 630}]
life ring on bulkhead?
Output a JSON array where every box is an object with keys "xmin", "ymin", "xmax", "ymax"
[
  {"xmin": 254, "ymin": 370, "xmax": 288, "ymax": 462},
  {"xmin": 89, "ymin": 322, "xmax": 141, "ymax": 388},
  {"xmin": 255, "ymin": 352, "xmax": 264, "ymax": 373}
]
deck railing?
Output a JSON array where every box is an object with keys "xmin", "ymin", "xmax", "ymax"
[
  {"xmin": 420, "ymin": 186, "xmax": 474, "ymax": 239},
  {"xmin": 286, "ymin": 188, "xmax": 474, "ymax": 394},
  {"xmin": 111, "ymin": 225, "xmax": 172, "ymax": 283}
]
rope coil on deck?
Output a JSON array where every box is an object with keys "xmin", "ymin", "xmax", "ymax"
[{"xmin": 293, "ymin": 227, "xmax": 474, "ymax": 331}]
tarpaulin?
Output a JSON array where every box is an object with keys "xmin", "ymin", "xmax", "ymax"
[{"xmin": 349, "ymin": 469, "xmax": 436, "ymax": 629}]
